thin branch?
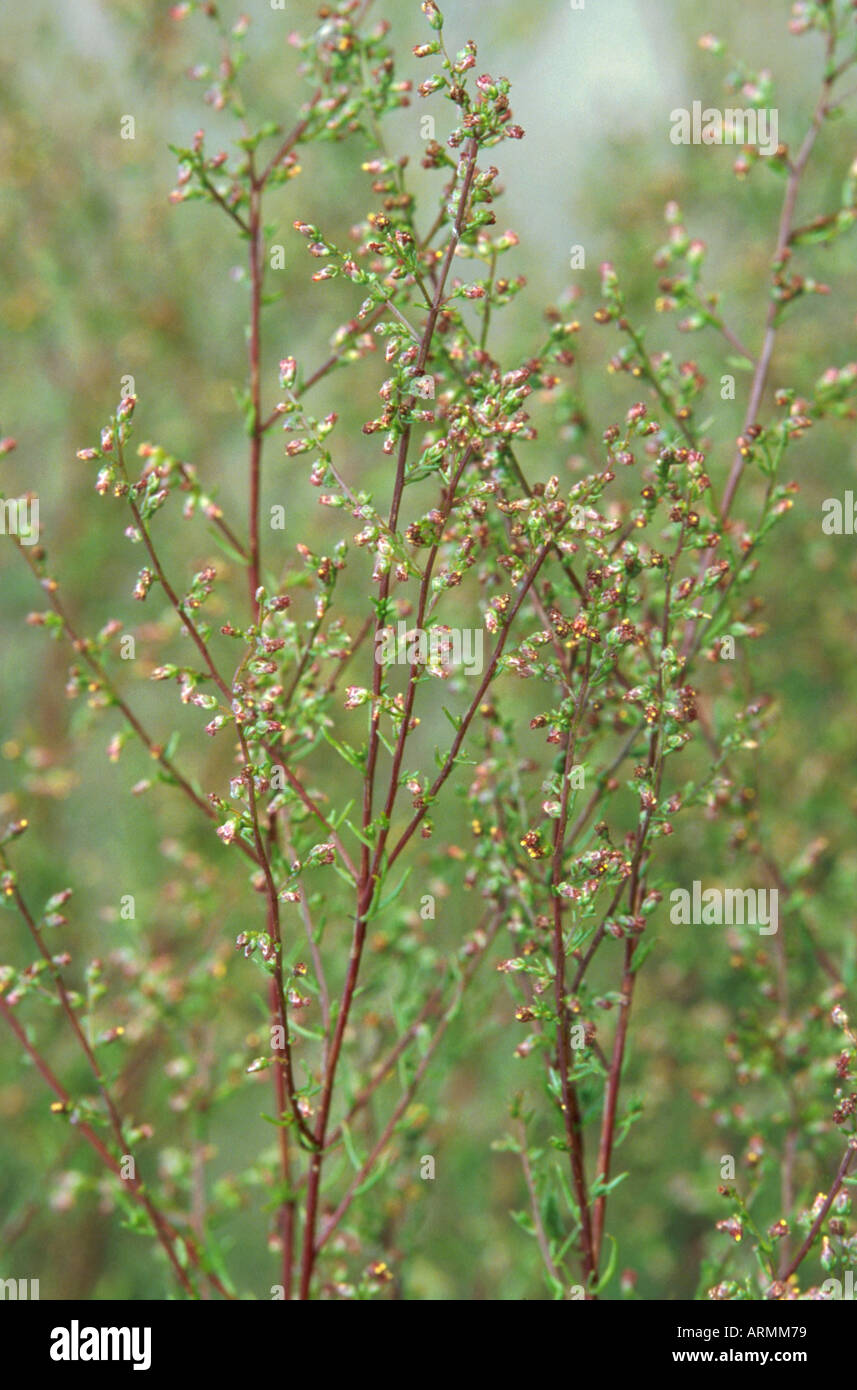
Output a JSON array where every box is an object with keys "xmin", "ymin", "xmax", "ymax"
[
  {"xmin": 314, "ymin": 913, "xmax": 501, "ymax": 1255},
  {"xmin": 517, "ymin": 1116, "xmax": 566, "ymax": 1292},
  {"xmin": 780, "ymin": 1141, "xmax": 857, "ymax": 1283}
]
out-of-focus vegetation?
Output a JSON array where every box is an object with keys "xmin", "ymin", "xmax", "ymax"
[{"xmin": 1, "ymin": 0, "xmax": 856, "ymax": 1299}]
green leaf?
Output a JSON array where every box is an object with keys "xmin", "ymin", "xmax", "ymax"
[
  {"xmin": 509, "ymin": 1208, "xmax": 535, "ymax": 1235},
  {"xmin": 207, "ymin": 527, "xmax": 247, "ymax": 566},
  {"xmin": 542, "ymin": 1191, "xmax": 564, "ymax": 1243},
  {"xmin": 354, "ymin": 1157, "xmax": 390, "ymax": 1198},
  {"xmin": 261, "ymin": 1178, "xmax": 300, "ymax": 1209},
  {"xmin": 545, "ymin": 1269, "xmax": 566, "ymax": 1300},
  {"xmin": 163, "ymin": 730, "xmax": 181, "ymax": 762},
  {"xmin": 321, "ymin": 730, "xmax": 366, "ymax": 771},
  {"xmin": 113, "ymin": 1187, "xmax": 156, "ymax": 1238},
  {"xmin": 629, "ymin": 937, "xmax": 658, "ymax": 973},
  {"xmin": 591, "ymin": 1170, "xmax": 630, "ymax": 1198},
  {"xmin": 789, "ymin": 218, "xmax": 842, "ymax": 247},
  {"xmin": 289, "ymin": 1020, "xmax": 326, "ymax": 1041},
  {"xmin": 342, "ymin": 817, "xmax": 376, "ymax": 850},
  {"xmin": 377, "ymin": 867, "xmax": 412, "ymax": 912},
  {"xmin": 259, "ymin": 1111, "xmax": 291, "ymax": 1129},
  {"xmin": 197, "ymin": 1232, "xmax": 237, "ymax": 1295},
  {"xmin": 591, "ymin": 1233, "xmax": 618, "ymax": 1295},
  {"xmin": 340, "ymin": 1120, "xmax": 364, "ymax": 1172}
]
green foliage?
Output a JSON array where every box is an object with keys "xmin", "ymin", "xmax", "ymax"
[{"xmin": 1, "ymin": 0, "xmax": 857, "ymax": 1302}]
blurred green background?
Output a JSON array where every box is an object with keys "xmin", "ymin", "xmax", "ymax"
[{"xmin": 1, "ymin": 0, "xmax": 856, "ymax": 1299}]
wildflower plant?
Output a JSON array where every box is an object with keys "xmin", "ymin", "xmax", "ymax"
[{"xmin": 2, "ymin": 0, "xmax": 857, "ymax": 1301}]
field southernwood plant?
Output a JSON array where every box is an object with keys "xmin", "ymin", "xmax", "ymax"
[{"xmin": 2, "ymin": 0, "xmax": 857, "ymax": 1301}]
